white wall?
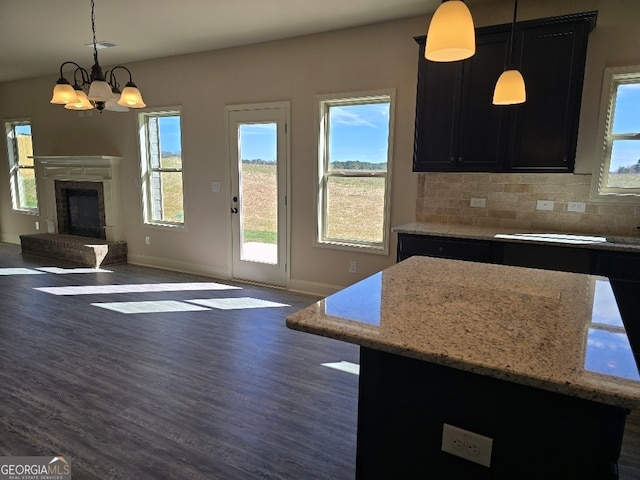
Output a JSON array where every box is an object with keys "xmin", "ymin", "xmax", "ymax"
[{"xmin": 1, "ymin": 0, "xmax": 639, "ymax": 294}]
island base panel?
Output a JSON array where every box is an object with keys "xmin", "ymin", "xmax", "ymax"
[{"xmin": 356, "ymin": 347, "xmax": 627, "ymax": 480}]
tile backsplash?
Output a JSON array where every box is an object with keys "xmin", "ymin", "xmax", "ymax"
[{"xmin": 416, "ymin": 173, "xmax": 640, "ymax": 236}]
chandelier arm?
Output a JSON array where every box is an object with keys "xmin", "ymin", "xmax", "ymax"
[
  {"xmin": 57, "ymin": 61, "xmax": 84, "ymax": 80},
  {"xmin": 108, "ymin": 66, "xmax": 134, "ymax": 85}
]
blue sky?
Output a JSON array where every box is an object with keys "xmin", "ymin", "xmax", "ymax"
[{"xmin": 157, "ymin": 104, "xmax": 392, "ymax": 164}]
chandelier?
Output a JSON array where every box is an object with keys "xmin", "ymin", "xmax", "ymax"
[{"xmin": 50, "ymin": 0, "xmax": 146, "ymax": 113}]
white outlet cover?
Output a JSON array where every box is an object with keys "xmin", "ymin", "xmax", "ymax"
[
  {"xmin": 536, "ymin": 200, "xmax": 554, "ymax": 211},
  {"xmin": 442, "ymin": 423, "xmax": 492, "ymax": 468}
]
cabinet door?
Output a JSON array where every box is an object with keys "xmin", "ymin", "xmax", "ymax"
[
  {"xmin": 412, "ymin": 40, "xmax": 462, "ymax": 172},
  {"xmin": 507, "ymin": 19, "xmax": 591, "ymax": 171},
  {"xmin": 457, "ymin": 31, "xmax": 510, "ymax": 172}
]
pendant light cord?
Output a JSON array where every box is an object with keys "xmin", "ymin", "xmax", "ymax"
[{"xmin": 507, "ymin": 0, "xmax": 518, "ymax": 66}]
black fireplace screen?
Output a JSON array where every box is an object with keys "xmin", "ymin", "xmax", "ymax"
[{"xmin": 66, "ymin": 189, "xmax": 104, "ymax": 238}]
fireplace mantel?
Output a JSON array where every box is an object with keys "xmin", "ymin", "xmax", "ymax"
[{"xmin": 32, "ymin": 156, "xmax": 124, "ymax": 242}]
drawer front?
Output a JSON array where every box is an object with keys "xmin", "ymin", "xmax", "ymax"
[{"xmin": 398, "ymin": 234, "xmax": 494, "ymax": 263}]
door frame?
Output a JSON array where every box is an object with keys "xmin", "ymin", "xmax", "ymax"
[{"xmin": 224, "ymin": 101, "xmax": 291, "ymax": 287}]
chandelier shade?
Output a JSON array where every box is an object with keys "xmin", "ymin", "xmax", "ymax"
[
  {"xmin": 65, "ymin": 89, "xmax": 93, "ymax": 111},
  {"xmin": 50, "ymin": 81, "xmax": 79, "ymax": 105},
  {"xmin": 425, "ymin": 0, "xmax": 476, "ymax": 62},
  {"xmin": 51, "ymin": 0, "xmax": 145, "ymax": 113},
  {"xmin": 117, "ymin": 82, "xmax": 146, "ymax": 108}
]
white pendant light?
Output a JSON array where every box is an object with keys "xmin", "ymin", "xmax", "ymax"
[
  {"xmin": 425, "ymin": 0, "xmax": 476, "ymax": 62},
  {"xmin": 50, "ymin": 0, "xmax": 145, "ymax": 113},
  {"xmin": 493, "ymin": 0, "xmax": 526, "ymax": 105}
]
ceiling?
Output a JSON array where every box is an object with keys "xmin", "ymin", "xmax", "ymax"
[{"xmin": 0, "ymin": 0, "xmax": 454, "ymax": 84}]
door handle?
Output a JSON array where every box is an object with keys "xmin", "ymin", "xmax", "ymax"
[{"xmin": 231, "ymin": 207, "xmax": 238, "ymax": 214}]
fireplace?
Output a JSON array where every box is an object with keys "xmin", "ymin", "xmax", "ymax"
[
  {"xmin": 20, "ymin": 156, "xmax": 127, "ymax": 267},
  {"xmin": 55, "ymin": 180, "xmax": 106, "ymax": 239}
]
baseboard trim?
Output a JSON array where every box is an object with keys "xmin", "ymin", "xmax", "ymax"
[
  {"xmin": 287, "ymin": 278, "xmax": 341, "ymax": 297},
  {"xmin": 127, "ymin": 253, "xmax": 230, "ymax": 280}
]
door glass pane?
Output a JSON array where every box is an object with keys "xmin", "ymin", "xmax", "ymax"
[{"xmin": 239, "ymin": 123, "xmax": 278, "ymax": 264}]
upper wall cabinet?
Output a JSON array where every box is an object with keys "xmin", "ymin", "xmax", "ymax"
[{"xmin": 413, "ymin": 11, "xmax": 597, "ymax": 173}]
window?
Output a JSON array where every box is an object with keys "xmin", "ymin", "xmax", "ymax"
[
  {"xmin": 5, "ymin": 119, "xmax": 38, "ymax": 212},
  {"xmin": 592, "ymin": 66, "xmax": 640, "ymax": 202},
  {"xmin": 138, "ymin": 109, "xmax": 184, "ymax": 225},
  {"xmin": 317, "ymin": 91, "xmax": 395, "ymax": 253}
]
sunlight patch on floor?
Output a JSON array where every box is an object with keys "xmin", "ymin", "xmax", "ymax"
[
  {"xmin": 321, "ymin": 361, "xmax": 360, "ymax": 375},
  {"xmin": 91, "ymin": 300, "xmax": 211, "ymax": 314},
  {"xmin": 37, "ymin": 267, "xmax": 113, "ymax": 274},
  {"xmin": 35, "ymin": 282, "xmax": 242, "ymax": 296},
  {"xmin": 187, "ymin": 297, "xmax": 290, "ymax": 310},
  {"xmin": 0, "ymin": 268, "xmax": 46, "ymax": 275}
]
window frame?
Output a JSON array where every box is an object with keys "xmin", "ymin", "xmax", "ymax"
[
  {"xmin": 591, "ymin": 65, "xmax": 640, "ymax": 203},
  {"xmin": 138, "ymin": 107, "xmax": 185, "ymax": 228},
  {"xmin": 315, "ymin": 90, "xmax": 395, "ymax": 255},
  {"xmin": 4, "ymin": 118, "xmax": 38, "ymax": 214}
]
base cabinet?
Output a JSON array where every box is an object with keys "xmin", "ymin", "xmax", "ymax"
[{"xmin": 356, "ymin": 348, "xmax": 626, "ymax": 480}]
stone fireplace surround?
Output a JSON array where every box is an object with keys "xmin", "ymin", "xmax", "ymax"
[{"xmin": 20, "ymin": 156, "xmax": 127, "ymax": 267}]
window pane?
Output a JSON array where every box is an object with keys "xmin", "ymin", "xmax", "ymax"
[
  {"xmin": 158, "ymin": 115, "xmax": 181, "ymax": 162},
  {"xmin": 326, "ymin": 176, "xmax": 385, "ymax": 243},
  {"xmin": 612, "ymin": 83, "xmax": 640, "ymax": 134},
  {"xmin": 607, "ymin": 140, "xmax": 640, "ymax": 189},
  {"xmin": 18, "ymin": 168, "xmax": 37, "ymax": 209},
  {"xmin": 328, "ymin": 103, "xmax": 389, "ymax": 173},
  {"xmin": 15, "ymin": 124, "xmax": 33, "ymax": 166},
  {"xmin": 160, "ymin": 171, "xmax": 184, "ymax": 222}
]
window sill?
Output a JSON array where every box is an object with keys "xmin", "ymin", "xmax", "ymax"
[{"xmin": 315, "ymin": 239, "xmax": 389, "ymax": 256}]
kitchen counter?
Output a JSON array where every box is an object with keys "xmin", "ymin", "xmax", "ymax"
[
  {"xmin": 287, "ymin": 255, "xmax": 640, "ymax": 409},
  {"xmin": 393, "ymin": 221, "xmax": 640, "ymax": 252},
  {"xmin": 287, "ymin": 256, "xmax": 640, "ymax": 478}
]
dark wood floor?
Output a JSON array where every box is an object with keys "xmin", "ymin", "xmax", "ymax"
[
  {"xmin": 1, "ymin": 242, "xmax": 639, "ymax": 479},
  {"xmin": 0, "ymin": 243, "xmax": 359, "ymax": 479}
]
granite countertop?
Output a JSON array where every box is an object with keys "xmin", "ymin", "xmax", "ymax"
[
  {"xmin": 286, "ymin": 256, "xmax": 640, "ymax": 409},
  {"xmin": 393, "ymin": 221, "xmax": 640, "ymax": 253}
]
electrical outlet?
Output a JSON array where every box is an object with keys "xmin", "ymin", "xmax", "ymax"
[
  {"xmin": 145, "ymin": 236, "xmax": 151, "ymax": 245},
  {"xmin": 470, "ymin": 197, "xmax": 486, "ymax": 208},
  {"xmin": 536, "ymin": 200, "xmax": 554, "ymax": 211},
  {"xmin": 349, "ymin": 260, "xmax": 357, "ymax": 274},
  {"xmin": 567, "ymin": 201, "xmax": 586, "ymax": 213},
  {"xmin": 441, "ymin": 423, "xmax": 493, "ymax": 468},
  {"xmin": 211, "ymin": 181, "xmax": 221, "ymax": 192},
  {"xmin": 35, "ymin": 221, "xmax": 40, "ymax": 230}
]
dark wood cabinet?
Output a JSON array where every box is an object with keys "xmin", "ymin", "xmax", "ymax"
[
  {"xmin": 397, "ymin": 232, "xmax": 640, "ymax": 282},
  {"xmin": 413, "ymin": 11, "xmax": 597, "ymax": 173},
  {"xmin": 397, "ymin": 233, "xmax": 500, "ymax": 263},
  {"xmin": 413, "ymin": 33, "xmax": 509, "ymax": 172}
]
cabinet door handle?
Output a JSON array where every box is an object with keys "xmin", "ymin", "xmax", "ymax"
[
  {"xmin": 562, "ymin": 156, "xmax": 568, "ymax": 163},
  {"xmin": 458, "ymin": 156, "xmax": 463, "ymax": 162},
  {"xmin": 438, "ymin": 246, "xmax": 444, "ymax": 253},
  {"xmin": 449, "ymin": 156, "xmax": 456, "ymax": 162}
]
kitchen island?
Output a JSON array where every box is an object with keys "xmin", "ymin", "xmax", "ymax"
[{"xmin": 286, "ymin": 256, "xmax": 640, "ymax": 479}]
